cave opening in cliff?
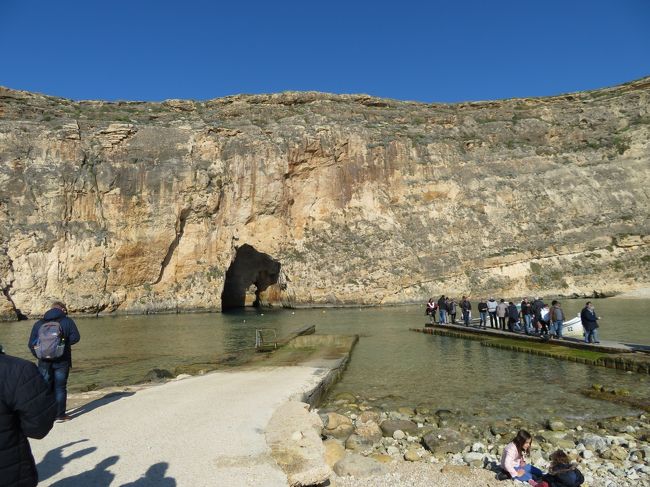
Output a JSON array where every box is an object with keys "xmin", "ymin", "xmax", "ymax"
[{"xmin": 221, "ymin": 244, "xmax": 282, "ymax": 310}]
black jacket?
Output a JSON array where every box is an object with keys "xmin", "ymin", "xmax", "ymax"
[
  {"xmin": 507, "ymin": 304, "xmax": 519, "ymax": 320},
  {"xmin": 580, "ymin": 307, "xmax": 599, "ymax": 332},
  {"xmin": 28, "ymin": 308, "xmax": 80, "ymax": 367},
  {"xmin": 541, "ymin": 464, "xmax": 584, "ymax": 487},
  {"xmin": 0, "ymin": 353, "xmax": 57, "ymax": 487}
]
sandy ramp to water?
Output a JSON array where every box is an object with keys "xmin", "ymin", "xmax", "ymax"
[{"xmin": 30, "ymin": 366, "xmax": 331, "ymax": 487}]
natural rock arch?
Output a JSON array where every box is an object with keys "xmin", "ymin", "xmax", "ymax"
[{"xmin": 220, "ymin": 244, "xmax": 281, "ymax": 310}]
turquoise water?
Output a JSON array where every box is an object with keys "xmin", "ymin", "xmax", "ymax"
[{"xmin": 0, "ymin": 298, "xmax": 648, "ymax": 421}]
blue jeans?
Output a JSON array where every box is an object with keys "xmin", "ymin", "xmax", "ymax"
[
  {"xmin": 39, "ymin": 361, "xmax": 70, "ymax": 417},
  {"xmin": 438, "ymin": 309, "xmax": 446, "ymax": 324},
  {"xmin": 479, "ymin": 311, "xmax": 487, "ymax": 326},
  {"xmin": 462, "ymin": 310, "xmax": 470, "ymax": 326},
  {"xmin": 513, "ymin": 463, "xmax": 543, "ymax": 482},
  {"xmin": 523, "ymin": 315, "xmax": 532, "ymax": 334},
  {"xmin": 552, "ymin": 320, "xmax": 563, "ymax": 338},
  {"xmin": 585, "ymin": 328, "xmax": 599, "ymax": 343}
]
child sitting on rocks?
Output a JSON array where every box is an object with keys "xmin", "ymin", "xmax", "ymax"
[
  {"xmin": 538, "ymin": 450, "xmax": 584, "ymax": 487},
  {"xmin": 500, "ymin": 429, "xmax": 544, "ymax": 484}
]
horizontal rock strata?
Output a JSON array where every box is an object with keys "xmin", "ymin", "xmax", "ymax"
[{"xmin": 0, "ymin": 78, "xmax": 649, "ymax": 318}]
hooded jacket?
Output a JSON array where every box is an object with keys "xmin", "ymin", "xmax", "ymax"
[
  {"xmin": 541, "ymin": 463, "xmax": 584, "ymax": 487},
  {"xmin": 28, "ymin": 308, "xmax": 80, "ymax": 366},
  {"xmin": 0, "ymin": 353, "xmax": 57, "ymax": 487}
]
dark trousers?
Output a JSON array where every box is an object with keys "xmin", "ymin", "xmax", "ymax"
[
  {"xmin": 488, "ymin": 312, "xmax": 497, "ymax": 328},
  {"xmin": 462, "ymin": 309, "xmax": 470, "ymax": 326},
  {"xmin": 498, "ymin": 316, "xmax": 506, "ymax": 330},
  {"xmin": 39, "ymin": 361, "xmax": 70, "ymax": 417},
  {"xmin": 450, "ymin": 312, "xmax": 457, "ymax": 324}
]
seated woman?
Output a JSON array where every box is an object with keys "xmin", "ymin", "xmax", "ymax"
[
  {"xmin": 539, "ymin": 450, "xmax": 584, "ymax": 487},
  {"xmin": 500, "ymin": 430, "xmax": 543, "ymax": 484}
]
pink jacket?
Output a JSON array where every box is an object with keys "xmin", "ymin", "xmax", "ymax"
[{"xmin": 500, "ymin": 442, "xmax": 525, "ymax": 478}]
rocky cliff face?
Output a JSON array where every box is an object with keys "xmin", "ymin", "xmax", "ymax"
[{"xmin": 0, "ymin": 78, "xmax": 649, "ymax": 319}]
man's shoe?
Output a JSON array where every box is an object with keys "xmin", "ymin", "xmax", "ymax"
[{"xmin": 56, "ymin": 415, "xmax": 72, "ymax": 422}]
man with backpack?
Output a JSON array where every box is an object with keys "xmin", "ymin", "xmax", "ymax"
[{"xmin": 28, "ymin": 301, "xmax": 80, "ymax": 422}]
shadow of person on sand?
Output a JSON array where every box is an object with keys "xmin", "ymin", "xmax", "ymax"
[
  {"xmin": 69, "ymin": 391, "xmax": 135, "ymax": 419},
  {"xmin": 37, "ymin": 439, "xmax": 97, "ymax": 482},
  {"xmin": 49, "ymin": 455, "xmax": 119, "ymax": 487},
  {"xmin": 121, "ymin": 462, "xmax": 176, "ymax": 487}
]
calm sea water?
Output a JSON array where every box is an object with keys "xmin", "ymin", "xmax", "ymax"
[{"xmin": 1, "ymin": 297, "xmax": 648, "ymax": 421}]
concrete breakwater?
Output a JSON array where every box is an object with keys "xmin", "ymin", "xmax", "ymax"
[
  {"xmin": 411, "ymin": 324, "xmax": 650, "ymax": 375},
  {"xmin": 33, "ymin": 333, "xmax": 358, "ymax": 486}
]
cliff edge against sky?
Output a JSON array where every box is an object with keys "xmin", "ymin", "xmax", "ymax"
[{"xmin": 0, "ymin": 78, "xmax": 648, "ymax": 319}]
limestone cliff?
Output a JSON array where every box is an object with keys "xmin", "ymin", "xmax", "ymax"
[{"xmin": 0, "ymin": 78, "xmax": 649, "ymax": 319}]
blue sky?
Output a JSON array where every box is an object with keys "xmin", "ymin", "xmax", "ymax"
[{"xmin": 1, "ymin": 0, "xmax": 648, "ymax": 103}]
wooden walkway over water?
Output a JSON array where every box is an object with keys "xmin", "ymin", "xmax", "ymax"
[{"xmin": 410, "ymin": 322, "xmax": 650, "ymax": 374}]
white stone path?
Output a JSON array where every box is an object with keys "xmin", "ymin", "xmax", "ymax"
[{"xmin": 30, "ymin": 366, "xmax": 330, "ymax": 487}]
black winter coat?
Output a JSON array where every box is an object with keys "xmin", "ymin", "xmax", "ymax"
[
  {"xmin": 580, "ymin": 307, "xmax": 599, "ymax": 332},
  {"xmin": 541, "ymin": 464, "xmax": 584, "ymax": 487},
  {"xmin": 0, "ymin": 353, "xmax": 57, "ymax": 487}
]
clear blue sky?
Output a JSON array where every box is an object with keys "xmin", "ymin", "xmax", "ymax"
[{"xmin": 1, "ymin": 0, "xmax": 649, "ymax": 103}]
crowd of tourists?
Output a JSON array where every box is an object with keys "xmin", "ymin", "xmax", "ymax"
[{"xmin": 426, "ymin": 295, "xmax": 601, "ymax": 344}]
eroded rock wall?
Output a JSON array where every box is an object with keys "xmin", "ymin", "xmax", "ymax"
[{"xmin": 0, "ymin": 79, "xmax": 649, "ymax": 319}]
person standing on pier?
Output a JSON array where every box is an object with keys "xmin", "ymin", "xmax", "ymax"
[
  {"xmin": 507, "ymin": 301, "xmax": 520, "ymax": 332},
  {"xmin": 550, "ymin": 300, "xmax": 565, "ymax": 339},
  {"xmin": 478, "ymin": 299, "xmax": 488, "ymax": 329},
  {"xmin": 531, "ymin": 297, "xmax": 545, "ymax": 334},
  {"xmin": 487, "ymin": 297, "xmax": 498, "ymax": 328},
  {"xmin": 496, "ymin": 299, "xmax": 508, "ymax": 330},
  {"xmin": 520, "ymin": 298, "xmax": 533, "ymax": 334},
  {"xmin": 28, "ymin": 301, "xmax": 81, "ymax": 422},
  {"xmin": 461, "ymin": 296, "xmax": 472, "ymax": 326},
  {"xmin": 449, "ymin": 299, "xmax": 457, "ymax": 324},
  {"xmin": 437, "ymin": 295, "xmax": 447, "ymax": 324},
  {"xmin": 426, "ymin": 298, "xmax": 436, "ymax": 325},
  {"xmin": 580, "ymin": 301, "xmax": 600, "ymax": 344}
]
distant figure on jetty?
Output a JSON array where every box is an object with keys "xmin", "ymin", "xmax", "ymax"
[
  {"xmin": 478, "ymin": 298, "xmax": 488, "ymax": 329},
  {"xmin": 448, "ymin": 299, "xmax": 458, "ymax": 324},
  {"xmin": 500, "ymin": 429, "xmax": 543, "ymax": 483},
  {"xmin": 487, "ymin": 297, "xmax": 498, "ymax": 328},
  {"xmin": 437, "ymin": 295, "xmax": 447, "ymax": 324},
  {"xmin": 0, "ymin": 345, "xmax": 57, "ymax": 487},
  {"xmin": 538, "ymin": 303, "xmax": 551, "ymax": 338},
  {"xmin": 520, "ymin": 297, "xmax": 533, "ymax": 334},
  {"xmin": 461, "ymin": 296, "xmax": 472, "ymax": 326},
  {"xmin": 531, "ymin": 297, "xmax": 545, "ymax": 334},
  {"xmin": 28, "ymin": 301, "xmax": 81, "ymax": 422},
  {"xmin": 581, "ymin": 301, "xmax": 601, "ymax": 344},
  {"xmin": 539, "ymin": 449, "xmax": 585, "ymax": 487},
  {"xmin": 550, "ymin": 300, "xmax": 565, "ymax": 339},
  {"xmin": 507, "ymin": 301, "xmax": 520, "ymax": 332},
  {"xmin": 426, "ymin": 298, "xmax": 436, "ymax": 324},
  {"xmin": 496, "ymin": 299, "xmax": 508, "ymax": 330}
]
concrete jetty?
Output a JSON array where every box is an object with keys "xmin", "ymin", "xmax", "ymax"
[
  {"xmin": 411, "ymin": 323, "xmax": 650, "ymax": 374},
  {"xmin": 30, "ymin": 334, "xmax": 357, "ymax": 487}
]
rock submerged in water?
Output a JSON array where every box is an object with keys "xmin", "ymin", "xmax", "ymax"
[
  {"xmin": 380, "ymin": 419, "xmax": 417, "ymax": 437},
  {"xmin": 143, "ymin": 368, "xmax": 174, "ymax": 382}
]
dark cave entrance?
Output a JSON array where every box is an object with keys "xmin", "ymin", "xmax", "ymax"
[{"xmin": 220, "ymin": 244, "xmax": 282, "ymax": 310}]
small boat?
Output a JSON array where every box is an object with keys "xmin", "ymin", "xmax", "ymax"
[{"xmin": 562, "ymin": 315, "xmax": 584, "ymax": 338}]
